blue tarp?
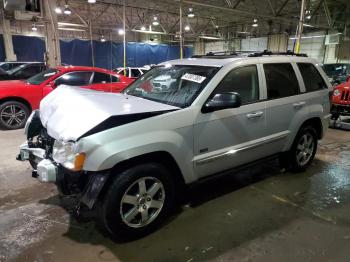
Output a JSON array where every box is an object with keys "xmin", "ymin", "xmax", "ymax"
[{"xmin": 0, "ymin": 35, "xmax": 193, "ymax": 68}]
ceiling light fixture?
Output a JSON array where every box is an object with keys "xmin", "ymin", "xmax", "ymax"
[
  {"xmin": 55, "ymin": 7, "xmax": 62, "ymax": 14},
  {"xmin": 184, "ymin": 25, "xmax": 190, "ymax": 31},
  {"xmin": 305, "ymin": 10, "xmax": 311, "ymax": 20},
  {"xmin": 63, "ymin": 5, "xmax": 72, "ymax": 15},
  {"xmin": 118, "ymin": 29, "xmax": 125, "ymax": 35},
  {"xmin": 152, "ymin": 16, "xmax": 159, "ymax": 26},
  {"xmin": 88, "ymin": 0, "xmax": 96, "ymax": 3},
  {"xmin": 187, "ymin": 7, "xmax": 195, "ymax": 18},
  {"xmin": 252, "ymin": 18, "xmax": 258, "ymax": 27},
  {"xmin": 100, "ymin": 35, "xmax": 106, "ymax": 42},
  {"xmin": 31, "ymin": 23, "xmax": 38, "ymax": 31},
  {"xmin": 140, "ymin": 25, "xmax": 146, "ymax": 31}
]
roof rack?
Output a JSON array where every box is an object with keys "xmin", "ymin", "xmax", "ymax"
[
  {"xmin": 191, "ymin": 51, "xmax": 238, "ymax": 59},
  {"xmin": 248, "ymin": 50, "xmax": 308, "ymax": 57}
]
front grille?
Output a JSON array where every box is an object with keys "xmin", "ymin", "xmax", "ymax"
[{"xmin": 341, "ymin": 90, "xmax": 350, "ymax": 102}]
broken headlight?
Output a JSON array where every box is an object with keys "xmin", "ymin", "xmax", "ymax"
[{"xmin": 52, "ymin": 140, "xmax": 85, "ymax": 171}]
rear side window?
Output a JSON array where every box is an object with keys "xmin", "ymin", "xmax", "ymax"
[
  {"xmin": 264, "ymin": 63, "xmax": 300, "ymax": 99},
  {"xmin": 213, "ymin": 65, "xmax": 259, "ymax": 104},
  {"xmin": 93, "ymin": 72, "xmax": 112, "ymax": 83},
  {"xmin": 297, "ymin": 63, "xmax": 327, "ymax": 92}
]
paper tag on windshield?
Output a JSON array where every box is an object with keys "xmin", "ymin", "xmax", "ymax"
[{"xmin": 181, "ymin": 73, "xmax": 206, "ymax": 83}]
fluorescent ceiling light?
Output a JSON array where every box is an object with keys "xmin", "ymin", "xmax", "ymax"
[
  {"xmin": 64, "ymin": 6, "xmax": 71, "ymax": 15},
  {"xmin": 199, "ymin": 35, "xmax": 222, "ymax": 40},
  {"xmin": 303, "ymin": 23, "xmax": 315, "ymax": 27},
  {"xmin": 131, "ymin": 29, "xmax": 167, "ymax": 35},
  {"xmin": 88, "ymin": 0, "xmax": 96, "ymax": 3},
  {"xmin": 58, "ymin": 27, "xmax": 85, "ymax": 32},
  {"xmin": 58, "ymin": 22, "xmax": 86, "ymax": 27},
  {"xmin": 118, "ymin": 29, "xmax": 125, "ymax": 35},
  {"xmin": 31, "ymin": 24, "xmax": 37, "ymax": 31},
  {"xmin": 140, "ymin": 26, "xmax": 146, "ymax": 31}
]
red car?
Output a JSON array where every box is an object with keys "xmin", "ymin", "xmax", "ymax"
[
  {"xmin": 0, "ymin": 66, "xmax": 134, "ymax": 130},
  {"xmin": 331, "ymin": 76, "xmax": 350, "ymax": 120}
]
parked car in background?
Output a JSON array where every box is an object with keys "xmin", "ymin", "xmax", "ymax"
[
  {"xmin": 18, "ymin": 52, "xmax": 332, "ymax": 241},
  {"xmin": 0, "ymin": 62, "xmax": 47, "ymax": 81},
  {"xmin": 114, "ymin": 66, "xmax": 150, "ymax": 79},
  {"xmin": 0, "ymin": 61, "xmax": 31, "ymax": 71},
  {"xmin": 323, "ymin": 63, "xmax": 350, "ymax": 85},
  {"xmin": 0, "ymin": 66, "xmax": 134, "ymax": 129},
  {"xmin": 331, "ymin": 76, "xmax": 350, "ymax": 120}
]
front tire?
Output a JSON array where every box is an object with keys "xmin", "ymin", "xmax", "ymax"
[
  {"xmin": 0, "ymin": 101, "xmax": 30, "ymax": 130},
  {"xmin": 286, "ymin": 126, "xmax": 318, "ymax": 172},
  {"xmin": 97, "ymin": 163, "xmax": 176, "ymax": 241}
]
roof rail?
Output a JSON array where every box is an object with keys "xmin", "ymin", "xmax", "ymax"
[
  {"xmin": 191, "ymin": 51, "xmax": 238, "ymax": 58},
  {"xmin": 248, "ymin": 50, "xmax": 308, "ymax": 57}
]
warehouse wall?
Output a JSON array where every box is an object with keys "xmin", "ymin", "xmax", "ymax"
[{"xmin": 0, "ymin": 35, "xmax": 193, "ymax": 68}]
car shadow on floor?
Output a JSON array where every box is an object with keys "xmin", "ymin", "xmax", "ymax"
[{"xmin": 38, "ymin": 158, "xmax": 329, "ymax": 262}]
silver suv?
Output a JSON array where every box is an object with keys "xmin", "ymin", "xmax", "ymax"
[{"xmin": 18, "ymin": 52, "xmax": 332, "ymax": 240}]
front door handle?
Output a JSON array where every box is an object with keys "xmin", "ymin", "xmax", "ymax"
[
  {"xmin": 293, "ymin": 101, "xmax": 306, "ymax": 108},
  {"xmin": 246, "ymin": 111, "xmax": 264, "ymax": 119}
]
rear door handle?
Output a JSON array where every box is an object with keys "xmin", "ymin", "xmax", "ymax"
[
  {"xmin": 293, "ymin": 101, "xmax": 306, "ymax": 108},
  {"xmin": 246, "ymin": 111, "xmax": 264, "ymax": 119}
]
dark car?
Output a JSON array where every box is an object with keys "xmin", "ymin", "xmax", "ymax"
[
  {"xmin": 0, "ymin": 62, "xmax": 47, "ymax": 81},
  {"xmin": 0, "ymin": 61, "xmax": 28, "ymax": 71},
  {"xmin": 323, "ymin": 63, "xmax": 350, "ymax": 85}
]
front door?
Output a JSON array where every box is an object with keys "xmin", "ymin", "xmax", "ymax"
[{"xmin": 193, "ymin": 65, "xmax": 268, "ymax": 178}]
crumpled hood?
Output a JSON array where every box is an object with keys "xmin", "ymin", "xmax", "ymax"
[{"xmin": 40, "ymin": 86, "xmax": 179, "ymax": 141}]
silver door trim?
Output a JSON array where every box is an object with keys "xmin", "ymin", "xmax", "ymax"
[{"xmin": 195, "ymin": 131, "xmax": 289, "ymax": 166}]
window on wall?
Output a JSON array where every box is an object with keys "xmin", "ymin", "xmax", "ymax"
[
  {"xmin": 264, "ymin": 63, "xmax": 300, "ymax": 99},
  {"xmin": 297, "ymin": 63, "xmax": 327, "ymax": 92},
  {"xmin": 212, "ymin": 65, "xmax": 260, "ymax": 104}
]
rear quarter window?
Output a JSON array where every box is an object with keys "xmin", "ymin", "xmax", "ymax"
[{"xmin": 297, "ymin": 63, "xmax": 327, "ymax": 92}]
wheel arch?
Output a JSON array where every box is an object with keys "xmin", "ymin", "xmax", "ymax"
[
  {"xmin": 0, "ymin": 96, "xmax": 33, "ymax": 112},
  {"xmin": 97, "ymin": 151, "xmax": 186, "ymax": 203},
  {"xmin": 299, "ymin": 117, "xmax": 323, "ymax": 139}
]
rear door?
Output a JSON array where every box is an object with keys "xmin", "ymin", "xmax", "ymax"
[{"xmin": 263, "ymin": 63, "xmax": 305, "ymax": 153}]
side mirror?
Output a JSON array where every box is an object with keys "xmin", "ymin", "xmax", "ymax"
[{"xmin": 202, "ymin": 92, "xmax": 242, "ymax": 113}]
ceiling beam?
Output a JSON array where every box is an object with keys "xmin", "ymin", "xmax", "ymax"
[{"xmin": 275, "ymin": 0, "xmax": 289, "ymax": 16}]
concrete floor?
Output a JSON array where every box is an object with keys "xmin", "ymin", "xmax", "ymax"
[{"xmin": 1, "ymin": 127, "xmax": 350, "ymax": 262}]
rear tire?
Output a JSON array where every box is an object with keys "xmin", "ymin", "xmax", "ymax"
[
  {"xmin": 96, "ymin": 163, "xmax": 176, "ymax": 241},
  {"xmin": 284, "ymin": 125, "xmax": 318, "ymax": 172},
  {"xmin": 0, "ymin": 101, "xmax": 30, "ymax": 130}
]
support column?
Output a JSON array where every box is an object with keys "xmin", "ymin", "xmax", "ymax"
[
  {"xmin": 1, "ymin": 11, "xmax": 16, "ymax": 61},
  {"xmin": 42, "ymin": 0, "xmax": 61, "ymax": 67},
  {"xmin": 267, "ymin": 34, "xmax": 288, "ymax": 52}
]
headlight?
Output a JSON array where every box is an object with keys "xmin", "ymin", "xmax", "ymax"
[
  {"xmin": 333, "ymin": 89, "xmax": 341, "ymax": 96},
  {"xmin": 52, "ymin": 140, "xmax": 85, "ymax": 171}
]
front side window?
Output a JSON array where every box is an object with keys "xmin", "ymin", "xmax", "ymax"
[
  {"xmin": 55, "ymin": 71, "xmax": 92, "ymax": 86},
  {"xmin": 14, "ymin": 65, "xmax": 42, "ymax": 78},
  {"xmin": 212, "ymin": 65, "xmax": 259, "ymax": 105},
  {"xmin": 264, "ymin": 63, "xmax": 300, "ymax": 99},
  {"xmin": 297, "ymin": 63, "xmax": 327, "ymax": 92},
  {"xmin": 27, "ymin": 68, "xmax": 59, "ymax": 85},
  {"xmin": 93, "ymin": 72, "xmax": 112, "ymax": 83},
  {"xmin": 123, "ymin": 65, "xmax": 218, "ymax": 108}
]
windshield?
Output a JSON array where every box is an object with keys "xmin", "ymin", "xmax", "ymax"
[
  {"xmin": 123, "ymin": 65, "xmax": 218, "ymax": 108},
  {"xmin": 27, "ymin": 68, "xmax": 60, "ymax": 85}
]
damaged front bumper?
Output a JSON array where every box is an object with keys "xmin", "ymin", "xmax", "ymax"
[
  {"xmin": 17, "ymin": 142, "xmax": 109, "ymax": 209},
  {"xmin": 17, "ymin": 142, "xmax": 57, "ymax": 183}
]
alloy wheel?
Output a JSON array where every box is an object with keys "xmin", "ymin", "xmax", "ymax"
[
  {"xmin": 0, "ymin": 104, "xmax": 27, "ymax": 128},
  {"xmin": 120, "ymin": 176, "xmax": 165, "ymax": 228},
  {"xmin": 296, "ymin": 133, "xmax": 315, "ymax": 166}
]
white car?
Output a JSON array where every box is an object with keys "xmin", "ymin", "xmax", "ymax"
[
  {"xmin": 18, "ymin": 51, "xmax": 332, "ymax": 241},
  {"xmin": 114, "ymin": 66, "xmax": 150, "ymax": 78}
]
